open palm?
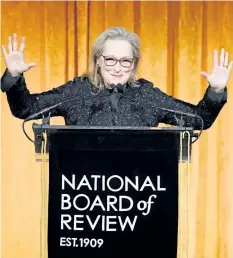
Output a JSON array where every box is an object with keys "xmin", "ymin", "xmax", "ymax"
[
  {"xmin": 201, "ymin": 48, "xmax": 233, "ymax": 92},
  {"xmin": 1, "ymin": 33, "xmax": 36, "ymax": 77}
]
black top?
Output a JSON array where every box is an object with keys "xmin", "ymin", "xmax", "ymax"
[{"xmin": 1, "ymin": 69, "xmax": 227, "ymax": 129}]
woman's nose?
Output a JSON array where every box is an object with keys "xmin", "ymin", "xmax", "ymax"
[{"xmin": 114, "ymin": 61, "xmax": 121, "ymax": 72}]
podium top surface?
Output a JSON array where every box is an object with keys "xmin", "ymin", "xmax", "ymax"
[
  {"xmin": 33, "ymin": 124, "xmax": 194, "ymax": 133},
  {"xmin": 33, "ymin": 124, "xmax": 194, "ymax": 162}
]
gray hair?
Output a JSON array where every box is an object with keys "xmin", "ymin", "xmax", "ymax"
[{"xmin": 83, "ymin": 27, "xmax": 141, "ymax": 90}]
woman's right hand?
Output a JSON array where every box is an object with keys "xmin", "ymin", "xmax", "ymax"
[{"xmin": 1, "ymin": 33, "xmax": 36, "ymax": 77}]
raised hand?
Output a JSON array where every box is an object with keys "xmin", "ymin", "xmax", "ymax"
[
  {"xmin": 1, "ymin": 33, "xmax": 36, "ymax": 77},
  {"xmin": 201, "ymin": 48, "xmax": 233, "ymax": 93}
]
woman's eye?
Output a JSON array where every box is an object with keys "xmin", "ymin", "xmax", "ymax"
[
  {"xmin": 121, "ymin": 60, "xmax": 132, "ymax": 65},
  {"xmin": 122, "ymin": 59, "xmax": 131, "ymax": 63},
  {"xmin": 105, "ymin": 58, "xmax": 116, "ymax": 65},
  {"xmin": 106, "ymin": 58, "xmax": 115, "ymax": 62}
]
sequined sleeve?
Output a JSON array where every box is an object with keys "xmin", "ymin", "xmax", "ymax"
[
  {"xmin": 1, "ymin": 69, "xmax": 74, "ymax": 119},
  {"xmin": 151, "ymin": 84, "xmax": 227, "ymax": 130}
]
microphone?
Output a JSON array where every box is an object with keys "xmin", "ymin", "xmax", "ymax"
[
  {"xmin": 155, "ymin": 107, "xmax": 199, "ymax": 118},
  {"xmin": 154, "ymin": 106, "xmax": 204, "ymax": 128},
  {"xmin": 24, "ymin": 83, "xmax": 127, "ymax": 122},
  {"xmin": 24, "ymin": 97, "xmax": 81, "ymax": 122}
]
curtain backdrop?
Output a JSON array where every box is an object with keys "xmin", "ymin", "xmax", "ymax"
[{"xmin": 1, "ymin": 1, "xmax": 233, "ymax": 258}]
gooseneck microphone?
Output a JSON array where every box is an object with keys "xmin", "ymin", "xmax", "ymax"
[
  {"xmin": 24, "ymin": 83, "xmax": 127, "ymax": 122},
  {"xmin": 154, "ymin": 106, "xmax": 204, "ymax": 144},
  {"xmin": 23, "ymin": 84, "xmax": 203, "ymax": 145},
  {"xmin": 154, "ymin": 107, "xmax": 199, "ymax": 118},
  {"xmin": 24, "ymin": 97, "xmax": 81, "ymax": 122}
]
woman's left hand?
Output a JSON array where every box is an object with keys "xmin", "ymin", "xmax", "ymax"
[{"xmin": 201, "ymin": 48, "xmax": 233, "ymax": 93}]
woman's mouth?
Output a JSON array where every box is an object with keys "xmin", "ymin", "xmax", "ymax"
[{"xmin": 111, "ymin": 74, "xmax": 122, "ymax": 77}]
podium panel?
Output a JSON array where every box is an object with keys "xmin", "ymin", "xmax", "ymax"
[{"xmin": 44, "ymin": 128, "xmax": 188, "ymax": 258}]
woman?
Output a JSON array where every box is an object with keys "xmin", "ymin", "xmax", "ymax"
[{"xmin": 1, "ymin": 27, "xmax": 232, "ymax": 128}]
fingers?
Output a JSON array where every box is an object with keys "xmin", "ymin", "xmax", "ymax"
[
  {"xmin": 214, "ymin": 48, "xmax": 229, "ymax": 68},
  {"xmin": 224, "ymin": 51, "xmax": 228, "ymax": 67},
  {"xmin": 19, "ymin": 37, "xmax": 25, "ymax": 54},
  {"xmin": 7, "ymin": 34, "xmax": 25, "ymax": 53},
  {"xmin": 1, "ymin": 45, "xmax": 8, "ymax": 58},
  {"xmin": 220, "ymin": 48, "xmax": 225, "ymax": 66},
  {"xmin": 200, "ymin": 71, "xmax": 209, "ymax": 79},
  {"xmin": 228, "ymin": 61, "xmax": 233, "ymax": 73},
  {"xmin": 27, "ymin": 62, "xmax": 37, "ymax": 70},
  {"xmin": 13, "ymin": 33, "xmax": 17, "ymax": 51}
]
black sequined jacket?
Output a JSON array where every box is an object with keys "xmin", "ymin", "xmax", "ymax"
[{"xmin": 1, "ymin": 69, "xmax": 227, "ymax": 129}]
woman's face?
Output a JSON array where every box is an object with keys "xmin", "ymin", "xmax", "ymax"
[{"xmin": 97, "ymin": 39, "xmax": 135, "ymax": 88}]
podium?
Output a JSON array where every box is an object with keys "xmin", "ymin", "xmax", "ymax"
[{"xmin": 32, "ymin": 125, "xmax": 194, "ymax": 258}]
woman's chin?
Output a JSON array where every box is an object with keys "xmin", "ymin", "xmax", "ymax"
[{"xmin": 109, "ymin": 77, "xmax": 126, "ymax": 85}]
